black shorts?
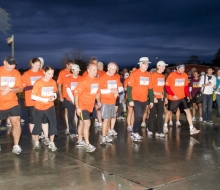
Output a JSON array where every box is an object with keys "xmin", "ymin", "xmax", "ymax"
[
  {"xmin": 26, "ymin": 106, "xmax": 48, "ymax": 124},
  {"xmin": 191, "ymin": 96, "xmax": 199, "ymax": 104},
  {"xmin": 79, "ymin": 110, "xmax": 91, "ymax": 120},
  {"xmin": 168, "ymin": 98, "xmax": 189, "ymax": 112},
  {"xmin": 62, "ymin": 98, "xmax": 67, "ymax": 108},
  {"xmin": 0, "ymin": 105, "xmax": 20, "ymax": 120},
  {"xmin": 115, "ymin": 97, "xmax": 120, "ymax": 106}
]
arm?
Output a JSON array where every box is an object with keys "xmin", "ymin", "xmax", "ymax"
[
  {"xmin": 1, "ymin": 86, "xmax": 23, "ymax": 95},
  {"xmin": 31, "ymin": 94, "xmax": 48, "ymax": 102},
  {"xmin": 57, "ymin": 84, "xmax": 64, "ymax": 101},
  {"xmin": 66, "ymin": 88, "xmax": 74, "ymax": 102}
]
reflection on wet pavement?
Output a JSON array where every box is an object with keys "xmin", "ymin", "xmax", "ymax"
[{"xmin": 1, "ymin": 99, "xmax": 220, "ymax": 189}]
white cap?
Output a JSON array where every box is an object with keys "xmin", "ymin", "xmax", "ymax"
[
  {"xmin": 124, "ymin": 72, "xmax": 129, "ymax": 79},
  {"xmin": 98, "ymin": 61, "xmax": 103, "ymax": 66},
  {"xmin": 38, "ymin": 57, "xmax": 44, "ymax": 64},
  {"xmin": 72, "ymin": 64, "xmax": 81, "ymax": 71},
  {"xmin": 157, "ymin": 61, "xmax": 168, "ymax": 66},
  {"xmin": 137, "ymin": 57, "xmax": 151, "ymax": 64}
]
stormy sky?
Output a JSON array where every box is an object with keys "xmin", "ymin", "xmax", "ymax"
[{"xmin": 0, "ymin": 0, "xmax": 220, "ymax": 69}]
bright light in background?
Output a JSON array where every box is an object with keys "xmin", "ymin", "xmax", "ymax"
[{"xmin": 0, "ymin": 7, "xmax": 10, "ymax": 33}]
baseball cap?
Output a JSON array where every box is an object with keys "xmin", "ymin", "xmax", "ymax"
[
  {"xmin": 124, "ymin": 72, "xmax": 129, "ymax": 79},
  {"xmin": 137, "ymin": 57, "xmax": 151, "ymax": 64},
  {"xmin": 98, "ymin": 61, "xmax": 103, "ymax": 66},
  {"xmin": 4, "ymin": 56, "xmax": 18, "ymax": 65},
  {"xmin": 38, "ymin": 57, "xmax": 44, "ymax": 64},
  {"xmin": 157, "ymin": 61, "xmax": 168, "ymax": 66},
  {"xmin": 72, "ymin": 64, "xmax": 81, "ymax": 71}
]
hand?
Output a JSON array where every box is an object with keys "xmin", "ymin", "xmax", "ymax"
[
  {"xmin": 59, "ymin": 97, "xmax": 64, "ymax": 102},
  {"xmin": 129, "ymin": 101, "xmax": 134, "ymax": 107},
  {"xmin": 96, "ymin": 102, "xmax": 102, "ymax": 109},
  {"xmin": 186, "ymin": 97, "xmax": 190, "ymax": 102},
  {"xmin": 1, "ymin": 86, "xmax": 11, "ymax": 96},
  {"xmin": 154, "ymin": 98, "xmax": 158, "ymax": 103},
  {"xmin": 76, "ymin": 108, "xmax": 82, "ymax": 116},
  {"xmin": 111, "ymin": 88, "xmax": 119, "ymax": 94},
  {"xmin": 164, "ymin": 98, "xmax": 168, "ymax": 105},
  {"xmin": 173, "ymin": 95, "xmax": 178, "ymax": 100},
  {"xmin": 149, "ymin": 103, "xmax": 154, "ymax": 109},
  {"xmin": 48, "ymin": 96, "xmax": 55, "ymax": 102}
]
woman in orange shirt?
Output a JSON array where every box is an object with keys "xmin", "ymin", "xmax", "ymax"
[{"xmin": 31, "ymin": 66, "xmax": 58, "ymax": 151}]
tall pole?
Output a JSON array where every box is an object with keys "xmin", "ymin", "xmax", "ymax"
[{"xmin": 12, "ymin": 34, "xmax": 14, "ymax": 57}]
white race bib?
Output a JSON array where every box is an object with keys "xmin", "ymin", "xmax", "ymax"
[
  {"xmin": 175, "ymin": 79, "xmax": 185, "ymax": 86},
  {"xmin": 70, "ymin": 82, "xmax": 78, "ymax": 90},
  {"xmin": 41, "ymin": 87, "xmax": 54, "ymax": 97},
  {"xmin": 1, "ymin": 77, "xmax": 15, "ymax": 87},
  {"xmin": 157, "ymin": 78, "xmax": 165, "ymax": 86},
  {"xmin": 90, "ymin": 83, "xmax": 99, "ymax": 94},
  {"xmin": 107, "ymin": 80, "xmax": 117, "ymax": 89},
  {"xmin": 30, "ymin": 76, "xmax": 42, "ymax": 85},
  {"xmin": 140, "ymin": 77, "xmax": 149, "ymax": 86}
]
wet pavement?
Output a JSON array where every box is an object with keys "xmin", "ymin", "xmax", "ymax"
[{"xmin": 1, "ymin": 99, "xmax": 220, "ymax": 190}]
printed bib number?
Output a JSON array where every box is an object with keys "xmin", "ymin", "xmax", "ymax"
[
  {"xmin": 174, "ymin": 79, "xmax": 185, "ymax": 86},
  {"xmin": 140, "ymin": 77, "xmax": 149, "ymax": 86},
  {"xmin": 157, "ymin": 78, "xmax": 165, "ymax": 86},
  {"xmin": 30, "ymin": 76, "xmax": 42, "ymax": 85},
  {"xmin": 107, "ymin": 80, "xmax": 117, "ymax": 89},
  {"xmin": 41, "ymin": 87, "xmax": 54, "ymax": 97},
  {"xmin": 91, "ymin": 83, "xmax": 98, "ymax": 94},
  {"xmin": 192, "ymin": 82, "xmax": 200, "ymax": 88},
  {"xmin": 1, "ymin": 77, "xmax": 15, "ymax": 87},
  {"xmin": 70, "ymin": 82, "xmax": 78, "ymax": 90}
]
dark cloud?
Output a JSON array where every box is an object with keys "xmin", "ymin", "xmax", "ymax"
[{"xmin": 0, "ymin": 0, "xmax": 220, "ymax": 69}]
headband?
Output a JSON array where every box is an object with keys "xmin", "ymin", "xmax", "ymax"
[{"xmin": 176, "ymin": 64, "xmax": 185, "ymax": 70}]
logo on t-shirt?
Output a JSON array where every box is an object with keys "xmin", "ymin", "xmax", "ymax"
[
  {"xmin": 140, "ymin": 77, "xmax": 149, "ymax": 86},
  {"xmin": 65, "ymin": 74, "xmax": 72, "ymax": 78},
  {"xmin": 192, "ymin": 82, "xmax": 200, "ymax": 88},
  {"xmin": 41, "ymin": 87, "xmax": 54, "ymax": 97},
  {"xmin": 70, "ymin": 82, "xmax": 78, "ymax": 90},
  {"xmin": 107, "ymin": 80, "xmax": 117, "ymax": 89},
  {"xmin": 157, "ymin": 78, "xmax": 165, "ymax": 86},
  {"xmin": 30, "ymin": 76, "xmax": 42, "ymax": 85},
  {"xmin": 91, "ymin": 83, "xmax": 99, "ymax": 94},
  {"xmin": 175, "ymin": 79, "xmax": 185, "ymax": 86},
  {"xmin": 1, "ymin": 77, "xmax": 15, "ymax": 87}
]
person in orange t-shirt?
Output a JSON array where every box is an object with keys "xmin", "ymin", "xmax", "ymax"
[
  {"xmin": 64, "ymin": 64, "xmax": 82, "ymax": 137},
  {"xmin": 148, "ymin": 61, "xmax": 168, "ymax": 137},
  {"xmin": 22, "ymin": 58, "xmax": 49, "ymax": 143},
  {"xmin": 127, "ymin": 57, "xmax": 154, "ymax": 141},
  {"xmin": 0, "ymin": 56, "xmax": 23, "ymax": 154},
  {"xmin": 164, "ymin": 63, "xmax": 200, "ymax": 135},
  {"xmin": 74, "ymin": 63, "xmax": 101, "ymax": 153},
  {"xmin": 31, "ymin": 66, "xmax": 58, "ymax": 151},
  {"xmin": 99, "ymin": 62, "xmax": 123, "ymax": 145},
  {"xmin": 57, "ymin": 59, "xmax": 74, "ymax": 133}
]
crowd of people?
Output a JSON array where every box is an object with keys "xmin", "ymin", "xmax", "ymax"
[{"xmin": 0, "ymin": 55, "xmax": 220, "ymax": 154}]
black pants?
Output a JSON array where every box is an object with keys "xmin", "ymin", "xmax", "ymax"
[
  {"xmin": 65, "ymin": 100, "xmax": 77, "ymax": 134},
  {"xmin": 148, "ymin": 98, "xmax": 164, "ymax": 133},
  {"xmin": 133, "ymin": 100, "xmax": 148, "ymax": 133},
  {"xmin": 32, "ymin": 106, "xmax": 57, "ymax": 135}
]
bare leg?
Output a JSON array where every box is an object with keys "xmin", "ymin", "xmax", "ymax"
[
  {"xmin": 102, "ymin": 119, "xmax": 110, "ymax": 136},
  {"xmin": 83, "ymin": 120, "xmax": 91, "ymax": 145},
  {"xmin": 42, "ymin": 123, "xmax": 49, "ymax": 138},
  {"xmin": 64, "ymin": 108, "xmax": 69, "ymax": 129},
  {"xmin": 77, "ymin": 120, "xmax": 84, "ymax": 142},
  {"xmin": 9, "ymin": 116, "xmax": 21, "ymax": 145},
  {"xmin": 192, "ymin": 103, "xmax": 196, "ymax": 117}
]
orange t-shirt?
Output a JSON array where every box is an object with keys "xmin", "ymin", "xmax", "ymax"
[
  {"xmin": 127, "ymin": 69, "xmax": 152, "ymax": 102},
  {"xmin": 166, "ymin": 72, "xmax": 188, "ymax": 100},
  {"xmin": 151, "ymin": 72, "xmax": 165, "ymax": 99},
  {"xmin": 64, "ymin": 75, "xmax": 83, "ymax": 101},
  {"xmin": 32, "ymin": 78, "xmax": 57, "ymax": 110},
  {"xmin": 0, "ymin": 66, "xmax": 23, "ymax": 110},
  {"xmin": 74, "ymin": 75, "xmax": 100, "ymax": 112},
  {"xmin": 83, "ymin": 70, "xmax": 105, "ymax": 78},
  {"xmin": 57, "ymin": 69, "xmax": 72, "ymax": 98},
  {"xmin": 99, "ymin": 72, "xmax": 122, "ymax": 104},
  {"xmin": 22, "ymin": 70, "xmax": 44, "ymax": 106}
]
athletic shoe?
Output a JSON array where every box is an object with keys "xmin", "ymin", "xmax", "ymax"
[
  {"xmin": 39, "ymin": 132, "xmax": 45, "ymax": 139},
  {"xmin": 33, "ymin": 141, "xmax": 40, "ymax": 149},
  {"xmin": 44, "ymin": 138, "xmax": 50, "ymax": 146},
  {"xmin": 85, "ymin": 144, "xmax": 96, "ymax": 153},
  {"xmin": 108, "ymin": 129, "xmax": 118, "ymax": 136},
  {"xmin": 190, "ymin": 127, "xmax": 200, "ymax": 135},
  {"xmin": 203, "ymin": 120, "xmax": 207, "ymax": 124},
  {"xmin": 159, "ymin": 133, "xmax": 165, "ymax": 138},
  {"xmin": 199, "ymin": 117, "xmax": 203, "ymax": 122},
  {"xmin": 148, "ymin": 131, "xmax": 153, "ymax": 136},
  {"xmin": 141, "ymin": 122, "xmax": 146, "ymax": 127},
  {"xmin": 163, "ymin": 126, "xmax": 169, "ymax": 134},
  {"xmin": 70, "ymin": 134, "xmax": 78, "ymax": 138},
  {"xmin": 49, "ymin": 142, "xmax": 57, "ymax": 152},
  {"xmin": 127, "ymin": 126, "xmax": 133, "ymax": 132},
  {"xmin": 100, "ymin": 136, "xmax": 106, "ymax": 145},
  {"xmin": 117, "ymin": 116, "xmax": 125, "ymax": 120},
  {"xmin": 65, "ymin": 129, "xmax": 70, "ymax": 135},
  {"xmin": 155, "ymin": 132, "xmax": 160, "ymax": 137},
  {"xmin": 207, "ymin": 121, "xmax": 214, "ymax": 125},
  {"xmin": 106, "ymin": 135, "xmax": 113, "ymax": 143},
  {"xmin": 76, "ymin": 140, "xmax": 86, "ymax": 147},
  {"xmin": 136, "ymin": 133, "xmax": 143, "ymax": 139},
  {"xmin": 94, "ymin": 121, "xmax": 100, "ymax": 127},
  {"xmin": 168, "ymin": 121, "xmax": 173, "ymax": 126},
  {"xmin": 192, "ymin": 117, "xmax": 196, "ymax": 122},
  {"xmin": 21, "ymin": 119, "xmax": 25, "ymax": 123},
  {"xmin": 12, "ymin": 145, "xmax": 22, "ymax": 155},
  {"xmin": 176, "ymin": 121, "xmax": 182, "ymax": 127},
  {"xmin": 131, "ymin": 133, "xmax": 142, "ymax": 141},
  {"xmin": 32, "ymin": 138, "xmax": 35, "ymax": 144}
]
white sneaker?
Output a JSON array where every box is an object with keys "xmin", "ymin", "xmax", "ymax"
[
  {"xmin": 100, "ymin": 136, "xmax": 106, "ymax": 145},
  {"xmin": 176, "ymin": 121, "xmax": 182, "ymax": 127},
  {"xmin": 94, "ymin": 121, "xmax": 99, "ymax": 127},
  {"xmin": 159, "ymin": 133, "xmax": 165, "ymax": 138},
  {"xmin": 65, "ymin": 129, "xmax": 70, "ymax": 135},
  {"xmin": 12, "ymin": 145, "xmax": 22, "ymax": 154},
  {"xmin": 49, "ymin": 142, "xmax": 57, "ymax": 152},
  {"xmin": 155, "ymin": 132, "xmax": 160, "ymax": 137},
  {"xmin": 21, "ymin": 119, "xmax": 25, "ymax": 123},
  {"xmin": 141, "ymin": 122, "xmax": 146, "ymax": 127},
  {"xmin": 190, "ymin": 127, "xmax": 200, "ymax": 135},
  {"xmin": 192, "ymin": 117, "xmax": 196, "ymax": 122},
  {"xmin": 148, "ymin": 131, "xmax": 153, "ymax": 136},
  {"xmin": 168, "ymin": 121, "xmax": 173, "ymax": 126},
  {"xmin": 39, "ymin": 132, "xmax": 45, "ymax": 139},
  {"xmin": 199, "ymin": 117, "xmax": 203, "ymax": 122},
  {"xmin": 127, "ymin": 126, "xmax": 133, "ymax": 132},
  {"xmin": 131, "ymin": 133, "xmax": 142, "ymax": 141},
  {"xmin": 106, "ymin": 135, "xmax": 113, "ymax": 143},
  {"xmin": 136, "ymin": 133, "xmax": 143, "ymax": 139},
  {"xmin": 76, "ymin": 140, "xmax": 86, "ymax": 147},
  {"xmin": 111, "ymin": 129, "xmax": 118, "ymax": 136},
  {"xmin": 33, "ymin": 141, "xmax": 40, "ymax": 149},
  {"xmin": 163, "ymin": 126, "xmax": 169, "ymax": 134},
  {"xmin": 44, "ymin": 138, "xmax": 50, "ymax": 146}
]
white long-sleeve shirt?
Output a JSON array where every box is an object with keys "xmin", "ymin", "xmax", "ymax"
[{"xmin": 199, "ymin": 74, "xmax": 216, "ymax": 95}]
